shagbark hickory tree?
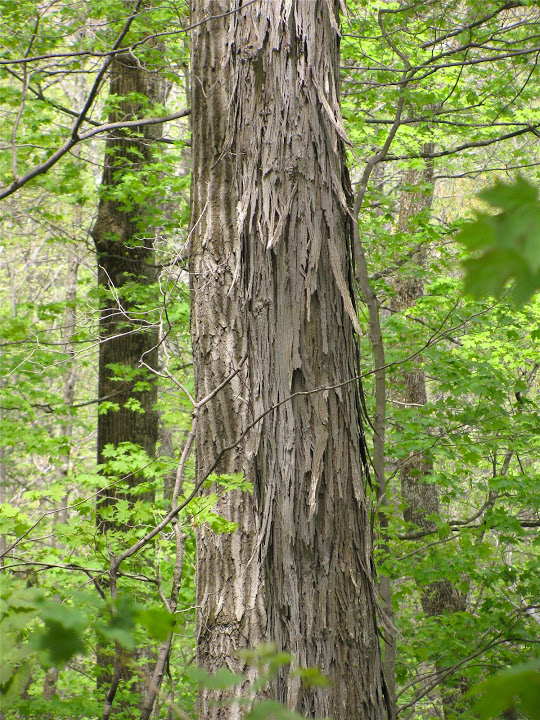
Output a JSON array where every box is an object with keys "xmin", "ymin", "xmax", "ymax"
[
  {"xmin": 189, "ymin": 0, "xmax": 266, "ymax": 717},
  {"xmin": 190, "ymin": 0, "xmax": 386, "ymax": 718},
  {"xmin": 2, "ymin": 0, "xmax": 540, "ymax": 718}
]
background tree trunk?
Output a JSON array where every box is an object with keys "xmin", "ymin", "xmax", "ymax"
[
  {"xmin": 231, "ymin": 2, "xmax": 386, "ymax": 718},
  {"xmin": 395, "ymin": 157, "xmax": 466, "ymax": 619},
  {"xmin": 92, "ymin": 52, "xmax": 165, "ymax": 520},
  {"xmin": 189, "ymin": 2, "xmax": 266, "ymax": 718},
  {"xmin": 91, "ymin": 48, "xmax": 167, "ymax": 710},
  {"xmin": 394, "ymin": 155, "xmax": 466, "ymax": 717}
]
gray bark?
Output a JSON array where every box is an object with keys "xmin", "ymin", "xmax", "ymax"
[
  {"xmin": 189, "ymin": 2, "xmax": 266, "ymax": 717},
  {"xmin": 230, "ymin": 2, "xmax": 386, "ymax": 717}
]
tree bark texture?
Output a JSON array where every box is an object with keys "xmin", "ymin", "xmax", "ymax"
[
  {"xmin": 92, "ymin": 53, "xmax": 166, "ymax": 513},
  {"xmin": 91, "ymin": 48, "xmax": 167, "ymax": 707},
  {"xmin": 394, "ymin": 158, "xmax": 466, "ymax": 718},
  {"xmin": 230, "ymin": 2, "xmax": 386, "ymax": 717},
  {"xmin": 189, "ymin": 2, "xmax": 266, "ymax": 718}
]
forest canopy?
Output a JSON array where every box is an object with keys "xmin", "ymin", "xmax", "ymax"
[{"xmin": 0, "ymin": 1, "xmax": 539, "ymax": 719}]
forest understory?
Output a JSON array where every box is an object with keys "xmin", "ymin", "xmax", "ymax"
[{"xmin": 0, "ymin": 1, "xmax": 539, "ymax": 719}]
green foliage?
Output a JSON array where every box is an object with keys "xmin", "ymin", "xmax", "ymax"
[
  {"xmin": 205, "ymin": 472, "xmax": 254, "ymax": 494},
  {"xmin": 33, "ymin": 601, "xmax": 88, "ymax": 668},
  {"xmin": 185, "ymin": 494, "xmax": 239, "ymax": 534},
  {"xmin": 0, "ymin": 580, "xmax": 175, "ymax": 711},
  {"xmin": 458, "ymin": 177, "xmax": 540, "ymax": 305},
  {"xmin": 191, "ymin": 645, "xmax": 330, "ymax": 720},
  {"xmin": 343, "ymin": 4, "xmax": 540, "ymax": 711},
  {"xmin": 0, "ymin": 582, "xmax": 89, "ymax": 708},
  {"xmin": 2, "ymin": 1, "xmax": 540, "ymax": 719},
  {"xmin": 469, "ymin": 660, "xmax": 540, "ymax": 719},
  {"xmin": 290, "ymin": 667, "xmax": 331, "ymax": 690}
]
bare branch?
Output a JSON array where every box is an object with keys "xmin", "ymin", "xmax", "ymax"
[
  {"xmin": 0, "ymin": 108, "xmax": 191, "ymax": 201},
  {"xmin": 383, "ymin": 123, "xmax": 540, "ymax": 162}
]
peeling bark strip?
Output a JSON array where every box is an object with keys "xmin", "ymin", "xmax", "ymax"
[
  {"xmin": 231, "ymin": 2, "xmax": 385, "ymax": 717},
  {"xmin": 189, "ymin": 2, "xmax": 265, "ymax": 718}
]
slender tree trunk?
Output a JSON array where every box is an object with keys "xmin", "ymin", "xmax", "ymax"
[
  {"xmin": 189, "ymin": 2, "xmax": 266, "ymax": 718},
  {"xmin": 60, "ymin": 252, "xmax": 78, "ymax": 522},
  {"xmin": 229, "ymin": 2, "xmax": 386, "ymax": 717},
  {"xmin": 353, "ymin": 166, "xmax": 396, "ymax": 718},
  {"xmin": 159, "ymin": 420, "xmax": 177, "ymax": 500},
  {"xmin": 393, "ymin": 155, "xmax": 466, "ymax": 717},
  {"xmin": 395, "ymin": 156, "xmax": 465, "ymax": 619}
]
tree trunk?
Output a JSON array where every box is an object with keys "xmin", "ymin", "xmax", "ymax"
[
  {"xmin": 189, "ymin": 2, "xmax": 266, "ymax": 718},
  {"xmin": 230, "ymin": 2, "xmax": 386, "ymax": 717},
  {"xmin": 352, "ymin": 162, "xmax": 396, "ymax": 718},
  {"xmin": 91, "ymin": 48, "xmax": 167, "ymax": 711},
  {"xmin": 92, "ymin": 52, "xmax": 165, "ymax": 522},
  {"xmin": 395, "ymin": 157, "xmax": 466, "ymax": 619},
  {"xmin": 394, "ymin": 156, "xmax": 466, "ymax": 717}
]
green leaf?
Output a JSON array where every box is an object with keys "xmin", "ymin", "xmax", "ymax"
[
  {"xmin": 189, "ymin": 667, "xmax": 244, "ymax": 690},
  {"xmin": 98, "ymin": 401, "xmax": 120, "ymax": 415},
  {"xmin": 469, "ymin": 660, "xmax": 540, "ymax": 719},
  {"xmin": 135, "ymin": 606, "xmax": 174, "ymax": 641},
  {"xmin": 479, "ymin": 175, "xmax": 538, "ymax": 211},
  {"xmin": 291, "ymin": 666, "xmax": 331, "ymax": 688},
  {"xmin": 124, "ymin": 398, "xmax": 145, "ymax": 413},
  {"xmin": 0, "ymin": 659, "xmax": 33, "ymax": 710},
  {"xmin": 246, "ymin": 700, "xmax": 307, "ymax": 720},
  {"xmin": 462, "ymin": 249, "xmax": 527, "ymax": 299},
  {"xmin": 458, "ymin": 177, "xmax": 540, "ymax": 306},
  {"xmin": 96, "ymin": 596, "xmax": 137, "ymax": 650},
  {"xmin": 32, "ymin": 601, "xmax": 88, "ymax": 668}
]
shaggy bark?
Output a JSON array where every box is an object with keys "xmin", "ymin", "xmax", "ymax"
[
  {"xmin": 189, "ymin": 2, "xmax": 266, "ymax": 718},
  {"xmin": 230, "ymin": 2, "xmax": 386, "ymax": 717}
]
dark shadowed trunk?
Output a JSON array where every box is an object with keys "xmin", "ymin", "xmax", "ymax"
[
  {"xmin": 91, "ymin": 49, "xmax": 166, "ymax": 711},
  {"xmin": 229, "ymin": 1, "xmax": 386, "ymax": 717},
  {"xmin": 92, "ymin": 52, "xmax": 165, "ymax": 520},
  {"xmin": 189, "ymin": 2, "xmax": 266, "ymax": 717}
]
